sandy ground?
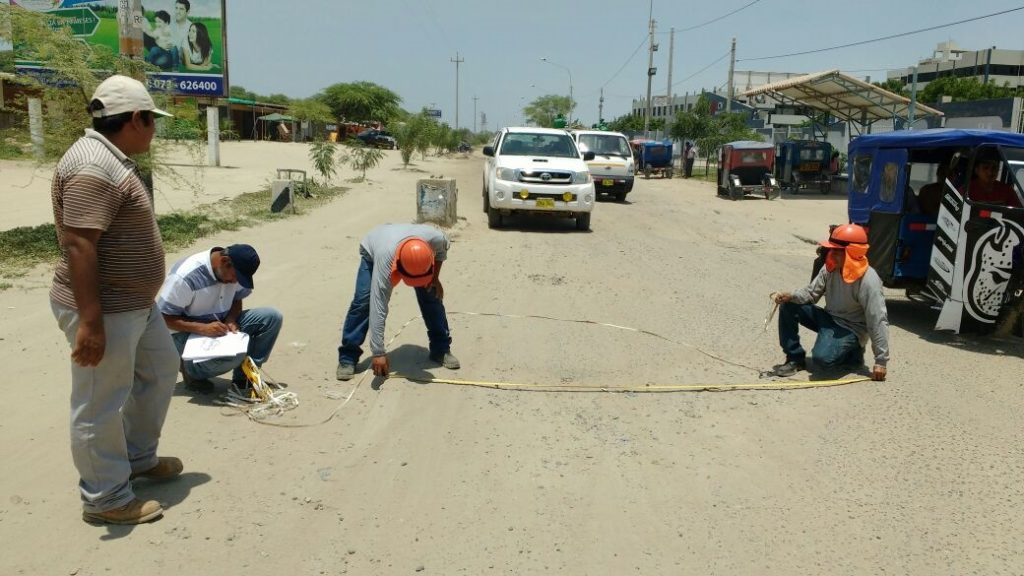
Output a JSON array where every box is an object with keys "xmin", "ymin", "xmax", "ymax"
[{"xmin": 0, "ymin": 141, "xmax": 1022, "ymax": 575}]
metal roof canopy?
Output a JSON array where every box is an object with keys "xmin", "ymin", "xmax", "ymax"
[{"xmin": 741, "ymin": 69, "xmax": 943, "ymax": 134}]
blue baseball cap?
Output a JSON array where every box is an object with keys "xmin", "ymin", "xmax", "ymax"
[{"xmin": 224, "ymin": 244, "xmax": 260, "ymax": 289}]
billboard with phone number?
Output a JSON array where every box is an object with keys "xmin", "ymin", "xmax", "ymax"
[{"xmin": 11, "ymin": 0, "xmax": 227, "ymax": 97}]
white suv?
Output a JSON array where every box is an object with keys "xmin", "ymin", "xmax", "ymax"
[
  {"xmin": 482, "ymin": 127, "xmax": 596, "ymax": 231},
  {"xmin": 571, "ymin": 130, "xmax": 635, "ymax": 202}
]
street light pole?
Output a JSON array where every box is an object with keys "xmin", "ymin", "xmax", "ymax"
[{"xmin": 541, "ymin": 57, "xmax": 574, "ymax": 126}]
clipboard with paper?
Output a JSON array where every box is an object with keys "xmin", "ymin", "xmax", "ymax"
[{"xmin": 181, "ymin": 332, "xmax": 250, "ymax": 363}]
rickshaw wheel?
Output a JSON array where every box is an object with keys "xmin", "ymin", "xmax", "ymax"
[
  {"xmin": 728, "ymin": 184, "xmax": 740, "ymax": 201},
  {"xmin": 644, "ymin": 166, "xmax": 652, "ymax": 179},
  {"xmin": 763, "ymin": 188, "xmax": 771, "ymax": 201},
  {"xmin": 666, "ymin": 168, "xmax": 673, "ymax": 179}
]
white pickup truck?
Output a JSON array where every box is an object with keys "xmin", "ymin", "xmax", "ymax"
[{"xmin": 482, "ymin": 127, "xmax": 596, "ymax": 231}]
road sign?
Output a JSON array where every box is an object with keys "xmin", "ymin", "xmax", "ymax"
[
  {"xmin": 426, "ymin": 109, "xmax": 442, "ymax": 118},
  {"xmin": 44, "ymin": 7, "xmax": 100, "ymax": 37}
]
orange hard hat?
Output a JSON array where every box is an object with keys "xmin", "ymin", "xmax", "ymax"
[
  {"xmin": 391, "ymin": 238, "xmax": 435, "ymax": 287},
  {"xmin": 819, "ymin": 224, "xmax": 868, "ymax": 249},
  {"xmin": 820, "ymin": 224, "xmax": 870, "ymax": 283}
]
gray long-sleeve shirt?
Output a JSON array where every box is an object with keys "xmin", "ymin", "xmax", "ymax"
[
  {"xmin": 791, "ymin": 266, "xmax": 891, "ymax": 366},
  {"xmin": 361, "ymin": 224, "xmax": 449, "ymax": 356}
]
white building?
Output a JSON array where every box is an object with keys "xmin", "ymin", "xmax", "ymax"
[
  {"xmin": 631, "ymin": 70, "xmax": 804, "ymax": 122},
  {"xmin": 887, "ymin": 42, "xmax": 1024, "ymax": 89}
]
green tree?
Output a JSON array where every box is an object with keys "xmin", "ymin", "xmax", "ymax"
[
  {"xmin": 607, "ymin": 112, "xmax": 664, "ymax": 134},
  {"xmin": 919, "ymin": 76, "xmax": 1018, "ymax": 103},
  {"xmin": 309, "ymin": 140, "xmax": 338, "ymax": 184},
  {"xmin": 670, "ymin": 94, "xmax": 761, "ymax": 160},
  {"xmin": 265, "ymin": 93, "xmax": 291, "ymax": 105},
  {"xmin": 9, "ymin": 8, "xmax": 160, "ymax": 159},
  {"xmin": 0, "ymin": 4, "xmax": 13, "ymax": 73},
  {"xmin": 288, "ymin": 98, "xmax": 333, "ymax": 123},
  {"xmin": 229, "ymin": 85, "xmax": 258, "ymax": 101},
  {"xmin": 524, "ymin": 94, "xmax": 573, "ymax": 128},
  {"xmin": 873, "ymin": 79, "xmax": 908, "ymax": 98},
  {"xmin": 344, "ymin": 141, "xmax": 384, "ymax": 179},
  {"xmin": 319, "ymin": 81, "xmax": 403, "ymax": 124},
  {"xmin": 389, "ymin": 112, "xmax": 436, "ymax": 167}
]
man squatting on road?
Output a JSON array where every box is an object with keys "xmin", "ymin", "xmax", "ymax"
[
  {"xmin": 770, "ymin": 224, "xmax": 890, "ymax": 381},
  {"xmin": 157, "ymin": 244, "xmax": 283, "ymax": 393}
]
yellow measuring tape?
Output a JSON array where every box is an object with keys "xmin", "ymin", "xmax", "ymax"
[{"xmin": 390, "ymin": 373, "xmax": 872, "ymax": 392}]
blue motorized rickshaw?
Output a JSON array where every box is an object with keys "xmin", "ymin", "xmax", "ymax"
[
  {"xmin": 776, "ymin": 140, "xmax": 833, "ymax": 193},
  {"xmin": 822, "ymin": 129, "xmax": 1024, "ymax": 335},
  {"xmin": 632, "ymin": 139, "xmax": 674, "ymax": 179}
]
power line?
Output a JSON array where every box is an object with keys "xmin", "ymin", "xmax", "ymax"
[
  {"xmin": 672, "ymin": 50, "xmax": 730, "ymax": 89},
  {"xmin": 667, "ymin": 0, "xmax": 763, "ymax": 33},
  {"xmin": 600, "ymin": 0, "xmax": 760, "ymax": 91},
  {"xmin": 601, "ymin": 34, "xmax": 649, "ymax": 88},
  {"xmin": 739, "ymin": 5, "xmax": 1024, "ymax": 62}
]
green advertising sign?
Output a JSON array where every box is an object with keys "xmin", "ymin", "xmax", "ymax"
[{"xmin": 43, "ymin": 7, "xmax": 99, "ymax": 36}]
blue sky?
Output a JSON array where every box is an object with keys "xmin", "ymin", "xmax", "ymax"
[{"xmin": 224, "ymin": 0, "xmax": 1024, "ymax": 129}]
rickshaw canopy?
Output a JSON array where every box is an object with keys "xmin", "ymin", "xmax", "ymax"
[
  {"xmin": 849, "ymin": 128, "xmax": 1024, "ymax": 153},
  {"xmin": 724, "ymin": 140, "xmax": 773, "ymax": 150}
]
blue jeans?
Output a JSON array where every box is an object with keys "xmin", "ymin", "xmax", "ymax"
[
  {"xmin": 338, "ymin": 256, "xmax": 452, "ymax": 365},
  {"xmin": 778, "ymin": 302, "xmax": 863, "ymax": 369},
  {"xmin": 173, "ymin": 307, "xmax": 283, "ymax": 384}
]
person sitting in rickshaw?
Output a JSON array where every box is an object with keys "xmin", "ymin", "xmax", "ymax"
[
  {"xmin": 768, "ymin": 224, "xmax": 890, "ymax": 382},
  {"xmin": 966, "ymin": 150, "xmax": 1022, "ymax": 208},
  {"xmin": 916, "ymin": 162, "xmax": 949, "ymax": 217}
]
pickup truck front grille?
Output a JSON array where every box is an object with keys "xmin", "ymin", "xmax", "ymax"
[{"xmin": 519, "ymin": 169, "xmax": 574, "ymax": 186}]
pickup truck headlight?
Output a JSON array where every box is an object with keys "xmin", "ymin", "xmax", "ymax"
[
  {"xmin": 497, "ymin": 167, "xmax": 518, "ymax": 181},
  {"xmin": 572, "ymin": 171, "xmax": 591, "ymax": 184}
]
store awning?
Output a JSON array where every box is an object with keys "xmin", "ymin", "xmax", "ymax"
[
  {"xmin": 742, "ymin": 69, "xmax": 942, "ymax": 125},
  {"xmin": 257, "ymin": 113, "xmax": 296, "ymax": 122}
]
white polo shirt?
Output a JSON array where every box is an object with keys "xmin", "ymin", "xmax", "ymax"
[{"xmin": 156, "ymin": 248, "xmax": 251, "ymax": 329}]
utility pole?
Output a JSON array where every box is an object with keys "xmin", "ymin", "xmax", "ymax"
[
  {"xmin": 726, "ymin": 37, "xmax": 736, "ymax": 113},
  {"xmin": 598, "ymin": 87, "xmax": 604, "ymax": 125},
  {"xmin": 666, "ymin": 27, "xmax": 674, "ymax": 134},
  {"xmin": 451, "ymin": 52, "xmax": 464, "ymax": 132},
  {"xmin": 643, "ymin": 0, "xmax": 656, "ymax": 139},
  {"xmin": 472, "ymin": 95, "xmax": 479, "ymax": 133},
  {"xmin": 907, "ymin": 66, "xmax": 919, "ymax": 129}
]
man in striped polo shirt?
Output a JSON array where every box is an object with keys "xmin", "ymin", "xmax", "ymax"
[
  {"xmin": 157, "ymin": 244, "xmax": 283, "ymax": 392},
  {"xmin": 50, "ymin": 75, "xmax": 181, "ymax": 525}
]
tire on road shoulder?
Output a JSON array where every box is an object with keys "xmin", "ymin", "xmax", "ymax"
[{"xmin": 487, "ymin": 206, "xmax": 502, "ymax": 229}]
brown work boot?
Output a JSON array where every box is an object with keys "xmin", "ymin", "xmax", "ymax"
[
  {"xmin": 130, "ymin": 456, "xmax": 183, "ymax": 482},
  {"xmin": 82, "ymin": 498, "xmax": 163, "ymax": 525}
]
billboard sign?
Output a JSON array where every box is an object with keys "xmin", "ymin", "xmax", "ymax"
[
  {"xmin": 12, "ymin": 0, "xmax": 227, "ymax": 96},
  {"xmin": 425, "ymin": 108, "xmax": 442, "ymax": 118}
]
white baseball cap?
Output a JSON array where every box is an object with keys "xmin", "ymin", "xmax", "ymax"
[{"xmin": 89, "ymin": 75, "xmax": 173, "ymax": 118}]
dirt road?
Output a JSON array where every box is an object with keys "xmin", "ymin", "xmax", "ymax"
[{"xmin": 1, "ymin": 143, "xmax": 1021, "ymax": 575}]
